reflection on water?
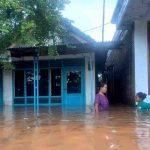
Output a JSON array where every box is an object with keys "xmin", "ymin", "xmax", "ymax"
[
  {"xmin": 135, "ymin": 111, "xmax": 150, "ymax": 150},
  {"xmin": 0, "ymin": 105, "xmax": 150, "ymax": 150}
]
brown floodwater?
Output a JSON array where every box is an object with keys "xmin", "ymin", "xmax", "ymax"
[{"xmin": 0, "ymin": 105, "xmax": 150, "ymax": 150}]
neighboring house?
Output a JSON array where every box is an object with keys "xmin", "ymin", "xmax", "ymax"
[
  {"xmin": 61, "ymin": 18, "xmax": 96, "ymax": 45},
  {"xmin": 106, "ymin": 0, "xmax": 150, "ymax": 105},
  {"xmin": 1, "ymin": 20, "xmax": 96, "ymax": 107},
  {"xmin": 0, "ymin": 15, "xmax": 123, "ymax": 107},
  {"xmin": 1, "ymin": 19, "xmax": 120, "ymax": 107}
]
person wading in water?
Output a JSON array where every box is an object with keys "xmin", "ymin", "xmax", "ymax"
[
  {"xmin": 94, "ymin": 82, "xmax": 109, "ymax": 112},
  {"xmin": 135, "ymin": 92, "xmax": 150, "ymax": 111}
]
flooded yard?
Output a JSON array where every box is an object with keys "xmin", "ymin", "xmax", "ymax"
[{"xmin": 0, "ymin": 106, "xmax": 150, "ymax": 150}]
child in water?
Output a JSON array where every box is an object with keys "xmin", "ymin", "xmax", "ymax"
[
  {"xmin": 135, "ymin": 92, "xmax": 150, "ymax": 111},
  {"xmin": 94, "ymin": 82, "xmax": 109, "ymax": 112}
]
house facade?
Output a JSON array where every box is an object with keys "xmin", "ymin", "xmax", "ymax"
[
  {"xmin": 106, "ymin": 0, "xmax": 150, "ymax": 105},
  {"xmin": 1, "ymin": 22, "xmax": 98, "ymax": 107}
]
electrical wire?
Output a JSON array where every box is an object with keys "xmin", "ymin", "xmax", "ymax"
[{"xmin": 83, "ymin": 22, "xmax": 111, "ymax": 32}]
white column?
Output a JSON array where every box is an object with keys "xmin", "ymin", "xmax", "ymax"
[
  {"xmin": 134, "ymin": 20, "xmax": 148, "ymax": 94},
  {"xmin": 85, "ymin": 53, "xmax": 95, "ymax": 105},
  {"xmin": 3, "ymin": 70, "xmax": 13, "ymax": 105}
]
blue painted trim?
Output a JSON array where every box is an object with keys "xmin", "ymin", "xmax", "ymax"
[
  {"xmin": 34, "ymin": 59, "xmax": 36, "ymax": 109},
  {"xmin": 14, "ymin": 103, "xmax": 62, "ymax": 107},
  {"xmin": 49, "ymin": 69, "xmax": 51, "ymax": 105},
  {"xmin": 14, "ymin": 96, "xmax": 51, "ymax": 98},
  {"xmin": 62, "ymin": 66, "xmax": 85, "ymax": 106},
  {"xmin": 33, "ymin": 56, "xmax": 39, "ymax": 110},
  {"xmin": 47, "ymin": 103, "xmax": 62, "ymax": 106},
  {"xmin": 61, "ymin": 68, "xmax": 65, "ymax": 105},
  {"xmin": 24, "ymin": 70, "xmax": 27, "ymax": 105},
  {"xmin": 61, "ymin": 68, "xmax": 63, "ymax": 104},
  {"xmin": 13, "ymin": 58, "xmax": 85, "ymax": 107},
  {"xmin": 51, "ymin": 96, "xmax": 62, "ymax": 98},
  {"xmin": 37, "ymin": 57, "xmax": 39, "ymax": 110},
  {"xmin": 14, "ymin": 96, "xmax": 61, "ymax": 98}
]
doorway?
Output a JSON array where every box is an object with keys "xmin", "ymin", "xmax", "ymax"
[
  {"xmin": 62, "ymin": 67, "xmax": 85, "ymax": 106},
  {"xmin": 51, "ymin": 68, "xmax": 62, "ymax": 104}
]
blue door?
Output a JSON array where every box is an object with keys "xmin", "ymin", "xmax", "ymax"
[{"xmin": 62, "ymin": 67, "xmax": 85, "ymax": 106}]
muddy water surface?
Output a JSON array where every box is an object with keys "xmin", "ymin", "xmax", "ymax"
[{"xmin": 0, "ymin": 106, "xmax": 150, "ymax": 150}]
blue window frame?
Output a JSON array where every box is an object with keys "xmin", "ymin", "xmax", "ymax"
[{"xmin": 13, "ymin": 59, "xmax": 85, "ymax": 106}]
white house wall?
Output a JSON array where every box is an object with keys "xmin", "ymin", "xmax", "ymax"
[
  {"xmin": 3, "ymin": 70, "xmax": 13, "ymax": 106},
  {"xmin": 85, "ymin": 53, "xmax": 95, "ymax": 105},
  {"xmin": 134, "ymin": 20, "xmax": 148, "ymax": 94}
]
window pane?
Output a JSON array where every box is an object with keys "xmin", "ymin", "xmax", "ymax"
[
  {"xmin": 26, "ymin": 70, "xmax": 34, "ymax": 96},
  {"xmin": 27, "ymin": 98, "xmax": 34, "ymax": 104},
  {"xmin": 39, "ymin": 98, "xmax": 49, "ymax": 104},
  {"xmin": 67, "ymin": 71, "xmax": 81, "ymax": 93},
  {"xmin": 51, "ymin": 69, "xmax": 61, "ymax": 96},
  {"xmin": 51, "ymin": 98, "xmax": 61, "ymax": 103},
  {"xmin": 15, "ymin": 70, "xmax": 24, "ymax": 96},
  {"xmin": 39, "ymin": 69, "xmax": 48, "ymax": 96},
  {"xmin": 14, "ymin": 98, "xmax": 25, "ymax": 104}
]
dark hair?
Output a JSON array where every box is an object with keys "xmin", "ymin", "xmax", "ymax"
[
  {"xmin": 136, "ymin": 92, "xmax": 147, "ymax": 100},
  {"xmin": 99, "ymin": 82, "xmax": 107, "ymax": 88}
]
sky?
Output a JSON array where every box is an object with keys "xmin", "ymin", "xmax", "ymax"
[{"xmin": 63, "ymin": 0, "xmax": 118, "ymax": 42}]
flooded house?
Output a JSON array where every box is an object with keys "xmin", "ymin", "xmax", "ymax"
[
  {"xmin": 0, "ymin": 22, "xmax": 95, "ymax": 107},
  {"xmin": 0, "ymin": 17, "xmax": 122, "ymax": 108},
  {"xmin": 1, "ymin": 1, "xmax": 150, "ymax": 149},
  {"xmin": 106, "ymin": 0, "xmax": 150, "ymax": 105},
  {"xmin": 0, "ymin": 20, "xmax": 117, "ymax": 108},
  {"xmin": 1, "ymin": 0, "xmax": 149, "ymax": 108}
]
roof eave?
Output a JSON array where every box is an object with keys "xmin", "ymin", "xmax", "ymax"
[
  {"xmin": 111, "ymin": 0, "xmax": 130, "ymax": 26},
  {"xmin": 111, "ymin": 0, "xmax": 122, "ymax": 24}
]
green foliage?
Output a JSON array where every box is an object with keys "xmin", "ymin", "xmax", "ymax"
[
  {"xmin": 48, "ymin": 46, "xmax": 58, "ymax": 56},
  {"xmin": 0, "ymin": 0, "xmax": 70, "ymax": 69},
  {"xmin": 0, "ymin": 62, "xmax": 14, "ymax": 70}
]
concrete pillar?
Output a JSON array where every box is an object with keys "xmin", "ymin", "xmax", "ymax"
[
  {"xmin": 85, "ymin": 53, "xmax": 95, "ymax": 105},
  {"xmin": 3, "ymin": 70, "xmax": 13, "ymax": 105},
  {"xmin": 134, "ymin": 20, "xmax": 148, "ymax": 94}
]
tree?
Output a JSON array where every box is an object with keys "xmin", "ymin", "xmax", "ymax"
[{"xmin": 0, "ymin": 0, "xmax": 70, "ymax": 69}]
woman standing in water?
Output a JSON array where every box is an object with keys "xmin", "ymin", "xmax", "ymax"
[{"xmin": 94, "ymin": 82, "xmax": 109, "ymax": 112}]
